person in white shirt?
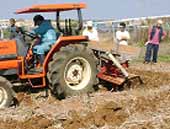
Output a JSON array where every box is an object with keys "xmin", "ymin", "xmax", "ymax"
[
  {"xmin": 82, "ymin": 21, "xmax": 99, "ymax": 42},
  {"xmin": 115, "ymin": 22, "xmax": 131, "ymax": 61},
  {"xmin": 116, "ymin": 22, "xmax": 130, "ymax": 45}
]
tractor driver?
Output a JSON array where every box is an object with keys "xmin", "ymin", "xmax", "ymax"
[{"xmin": 31, "ymin": 15, "xmax": 57, "ymax": 70}]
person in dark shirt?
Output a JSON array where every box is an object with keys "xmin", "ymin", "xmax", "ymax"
[
  {"xmin": 8, "ymin": 18, "xmax": 18, "ymax": 39},
  {"xmin": 144, "ymin": 20, "xmax": 166, "ymax": 64}
]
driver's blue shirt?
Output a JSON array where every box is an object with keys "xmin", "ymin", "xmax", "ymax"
[{"xmin": 33, "ymin": 20, "xmax": 57, "ymax": 55}]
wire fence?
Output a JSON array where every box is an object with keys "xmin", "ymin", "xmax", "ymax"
[{"xmin": 95, "ymin": 18, "xmax": 170, "ymax": 46}]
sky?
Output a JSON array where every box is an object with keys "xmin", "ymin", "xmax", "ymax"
[{"xmin": 0, "ymin": 0, "xmax": 170, "ymax": 20}]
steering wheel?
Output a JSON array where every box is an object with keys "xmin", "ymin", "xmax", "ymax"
[
  {"xmin": 19, "ymin": 30, "xmax": 40, "ymax": 47},
  {"xmin": 17, "ymin": 27, "xmax": 39, "ymax": 39},
  {"xmin": 22, "ymin": 31, "xmax": 39, "ymax": 39}
]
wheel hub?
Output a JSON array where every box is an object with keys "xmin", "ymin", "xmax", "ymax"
[
  {"xmin": 64, "ymin": 57, "xmax": 92, "ymax": 90},
  {"xmin": 66, "ymin": 64, "xmax": 83, "ymax": 83}
]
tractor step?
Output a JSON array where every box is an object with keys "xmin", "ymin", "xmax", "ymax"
[
  {"xmin": 19, "ymin": 73, "xmax": 45, "ymax": 79},
  {"xmin": 18, "ymin": 73, "xmax": 46, "ymax": 88},
  {"xmin": 27, "ymin": 67, "xmax": 43, "ymax": 74}
]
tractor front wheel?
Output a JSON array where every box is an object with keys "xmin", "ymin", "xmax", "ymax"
[{"xmin": 0, "ymin": 76, "xmax": 14, "ymax": 108}]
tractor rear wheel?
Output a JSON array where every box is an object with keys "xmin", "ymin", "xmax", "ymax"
[
  {"xmin": 0, "ymin": 76, "xmax": 14, "ymax": 108},
  {"xmin": 47, "ymin": 44, "xmax": 98, "ymax": 99}
]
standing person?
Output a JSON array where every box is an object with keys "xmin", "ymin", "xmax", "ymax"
[
  {"xmin": 8, "ymin": 18, "xmax": 18, "ymax": 39},
  {"xmin": 82, "ymin": 21, "xmax": 99, "ymax": 42},
  {"xmin": 116, "ymin": 22, "xmax": 130, "ymax": 61},
  {"xmin": 144, "ymin": 20, "xmax": 166, "ymax": 64},
  {"xmin": 116, "ymin": 22, "xmax": 130, "ymax": 46},
  {"xmin": 31, "ymin": 15, "xmax": 57, "ymax": 71},
  {"xmin": 8, "ymin": 18, "xmax": 26, "ymax": 56},
  {"xmin": 8, "ymin": 18, "xmax": 24, "ymax": 40}
]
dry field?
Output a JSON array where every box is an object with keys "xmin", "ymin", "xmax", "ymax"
[
  {"xmin": 0, "ymin": 63, "xmax": 170, "ymax": 129},
  {"xmin": 0, "ymin": 36, "xmax": 170, "ymax": 129}
]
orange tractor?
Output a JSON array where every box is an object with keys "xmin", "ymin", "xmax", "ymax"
[{"xmin": 0, "ymin": 3, "xmax": 142, "ymax": 108}]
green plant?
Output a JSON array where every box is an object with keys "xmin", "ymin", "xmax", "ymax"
[
  {"xmin": 3, "ymin": 29, "xmax": 10, "ymax": 39},
  {"xmin": 136, "ymin": 41, "xmax": 145, "ymax": 47},
  {"xmin": 158, "ymin": 55, "xmax": 170, "ymax": 62}
]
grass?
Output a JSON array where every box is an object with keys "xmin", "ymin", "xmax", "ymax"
[
  {"xmin": 158, "ymin": 55, "xmax": 170, "ymax": 62},
  {"xmin": 131, "ymin": 41, "xmax": 170, "ymax": 63},
  {"xmin": 130, "ymin": 55, "xmax": 170, "ymax": 64}
]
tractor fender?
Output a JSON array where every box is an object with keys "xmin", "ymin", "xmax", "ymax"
[{"xmin": 43, "ymin": 36, "xmax": 88, "ymax": 72}]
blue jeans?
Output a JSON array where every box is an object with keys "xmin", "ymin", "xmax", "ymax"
[
  {"xmin": 145, "ymin": 43, "xmax": 159, "ymax": 63},
  {"xmin": 33, "ymin": 43, "xmax": 50, "ymax": 55}
]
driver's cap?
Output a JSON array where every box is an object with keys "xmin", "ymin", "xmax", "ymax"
[{"xmin": 33, "ymin": 15, "xmax": 44, "ymax": 26}]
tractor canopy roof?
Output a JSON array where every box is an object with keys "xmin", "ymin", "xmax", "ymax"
[{"xmin": 16, "ymin": 3, "xmax": 86, "ymax": 14}]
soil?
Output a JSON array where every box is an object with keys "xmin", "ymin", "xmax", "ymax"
[{"xmin": 0, "ymin": 62, "xmax": 170, "ymax": 129}]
